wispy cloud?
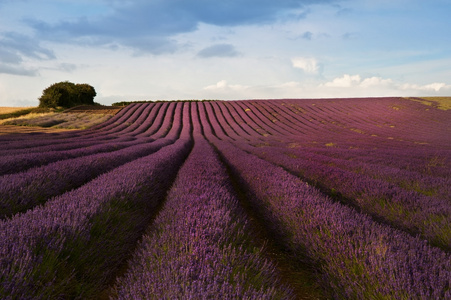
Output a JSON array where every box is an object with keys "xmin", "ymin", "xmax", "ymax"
[
  {"xmin": 0, "ymin": 32, "xmax": 54, "ymax": 76},
  {"xmin": 197, "ymin": 44, "xmax": 240, "ymax": 58},
  {"xmin": 0, "ymin": 32, "xmax": 55, "ymax": 60},
  {"xmin": 57, "ymin": 63, "xmax": 77, "ymax": 73},
  {"xmin": 203, "ymin": 80, "xmax": 248, "ymax": 91},
  {"xmin": 324, "ymin": 74, "xmax": 362, "ymax": 87},
  {"xmin": 301, "ymin": 31, "xmax": 313, "ymax": 40},
  {"xmin": 400, "ymin": 82, "xmax": 451, "ymax": 92},
  {"xmin": 0, "ymin": 63, "xmax": 38, "ymax": 76},
  {"xmin": 342, "ymin": 32, "xmax": 359, "ymax": 40},
  {"xmin": 322, "ymin": 74, "xmax": 451, "ymax": 93},
  {"xmin": 200, "ymin": 75, "xmax": 451, "ymax": 100},
  {"xmin": 291, "ymin": 57, "xmax": 322, "ymax": 74}
]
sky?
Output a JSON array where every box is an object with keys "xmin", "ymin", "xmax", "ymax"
[{"xmin": 1, "ymin": 0, "xmax": 450, "ymax": 106}]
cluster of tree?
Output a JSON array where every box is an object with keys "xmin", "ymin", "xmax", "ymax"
[{"xmin": 39, "ymin": 81, "xmax": 97, "ymax": 108}]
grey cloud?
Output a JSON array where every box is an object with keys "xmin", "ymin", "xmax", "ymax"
[
  {"xmin": 1, "ymin": 32, "xmax": 55, "ymax": 60},
  {"xmin": 58, "ymin": 63, "xmax": 77, "ymax": 72},
  {"xmin": 26, "ymin": 0, "xmax": 338, "ymax": 54},
  {"xmin": 290, "ymin": 30, "xmax": 331, "ymax": 42},
  {"xmin": 126, "ymin": 37, "xmax": 180, "ymax": 56},
  {"xmin": 335, "ymin": 7, "xmax": 353, "ymax": 16},
  {"xmin": 197, "ymin": 44, "xmax": 240, "ymax": 58},
  {"xmin": 301, "ymin": 31, "xmax": 313, "ymax": 40},
  {"xmin": 0, "ymin": 63, "xmax": 38, "ymax": 76},
  {"xmin": 0, "ymin": 48, "xmax": 22, "ymax": 64},
  {"xmin": 0, "ymin": 32, "xmax": 54, "ymax": 76}
]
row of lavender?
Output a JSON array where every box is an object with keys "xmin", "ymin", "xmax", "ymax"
[
  {"xmin": 107, "ymin": 103, "xmax": 317, "ymax": 299},
  {"xmin": 0, "ymin": 102, "xmax": 182, "ymax": 218},
  {"xmin": 213, "ymin": 139, "xmax": 451, "ymax": 299},
  {"xmin": 1, "ymin": 98, "xmax": 450, "ymax": 298},
  {"xmin": 110, "ymin": 136, "xmax": 294, "ymax": 298},
  {"xmin": 201, "ymin": 100, "xmax": 451, "ymax": 249},
  {"xmin": 244, "ymin": 144, "xmax": 451, "ymax": 250},
  {"xmin": 197, "ymin": 100, "xmax": 451, "ymax": 298},
  {"xmin": 1, "ymin": 102, "xmax": 300, "ymax": 298},
  {"xmin": 210, "ymin": 99, "xmax": 450, "ymax": 194},
  {"xmin": 0, "ymin": 102, "xmax": 194, "ymax": 298}
]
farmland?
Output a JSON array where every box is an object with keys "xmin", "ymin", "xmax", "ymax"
[
  {"xmin": 0, "ymin": 105, "xmax": 120, "ymax": 132},
  {"xmin": 0, "ymin": 97, "xmax": 450, "ymax": 299}
]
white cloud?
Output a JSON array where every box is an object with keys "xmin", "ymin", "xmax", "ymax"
[
  {"xmin": 360, "ymin": 76, "xmax": 393, "ymax": 88},
  {"xmin": 291, "ymin": 57, "xmax": 321, "ymax": 74},
  {"xmin": 324, "ymin": 74, "xmax": 361, "ymax": 87},
  {"xmin": 323, "ymin": 74, "xmax": 393, "ymax": 89},
  {"xmin": 277, "ymin": 81, "xmax": 301, "ymax": 88},
  {"xmin": 198, "ymin": 75, "xmax": 451, "ymax": 100},
  {"xmin": 203, "ymin": 80, "xmax": 228, "ymax": 90},
  {"xmin": 203, "ymin": 80, "xmax": 248, "ymax": 91},
  {"xmin": 400, "ymin": 82, "xmax": 451, "ymax": 92},
  {"xmin": 315, "ymin": 74, "xmax": 451, "ymax": 97}
]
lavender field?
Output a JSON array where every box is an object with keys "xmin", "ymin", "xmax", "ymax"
[{"xmin": 1, "ymin": 98, "xmax": 450, "ymax": 299}]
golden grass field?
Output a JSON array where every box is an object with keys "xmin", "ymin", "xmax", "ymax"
[
  {"xmin": 0, "ymin": 107, "xmax": 33, "ymax": 114},
  {"xmin": 406, "ymin": 97, "xmax": 451, "ymax": 110},
  {"xmin": 0, "ymin": 105, "xmax": 121, "ymax": 135}
]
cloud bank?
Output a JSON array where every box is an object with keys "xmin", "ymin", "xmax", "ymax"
[
  {"xmin": 201, "ymin": 75, "xmax": 451, "ymax": 100},
  {"xmin": 321, "ymin": 74, "xmax": 451, "ymax": 93},
  {"xmin": 25, "ymin": 0, "xmax": 333, "ymax": 54}
]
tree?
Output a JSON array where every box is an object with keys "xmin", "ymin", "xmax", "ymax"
[
  {"xmin": 76, "ymin": 84, "xmax": 97, "ymax": 105},
  {"xmin": 38, "ymin": 81, "xmax": 97, "ymax": 108}
]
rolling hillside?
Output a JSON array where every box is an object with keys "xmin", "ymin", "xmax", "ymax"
[{"xmin": 1, "ymin": 97, "xmax": 450, "ymax": 299}]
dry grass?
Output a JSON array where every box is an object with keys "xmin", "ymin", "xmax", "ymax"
[
  {"xmin": 0, "ymin": 107, "xmax": 33, "ymax": 114},
  {"xmin": 420, "ymin": 97, "xmax": 451, "ymax": 110},
  {"xmin": 406, "ymin": 97, "xmax": 451, "ymax": 110},
  {"xmin": 1, "ymin": 112, "xmax": 112, "ymax": 129},
  {"xmin": 0, "ymin": 105, "xmax": 120, "ymax": 134},
  {"xmin": 0, "ymin": 112, "xmax": 55, "ymax": 124}
]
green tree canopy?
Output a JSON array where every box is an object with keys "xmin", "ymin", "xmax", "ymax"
[{"xmin": 39, "ymin": 81, "xmax": 97, "ymax": 108}]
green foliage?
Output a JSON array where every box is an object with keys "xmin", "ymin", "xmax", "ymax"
[{"xmin": 39, "ymin": 81, "xmax": 97, "ymax": 108}]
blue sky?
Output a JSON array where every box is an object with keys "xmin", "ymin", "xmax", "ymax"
[{"xmin": 1, "ymin": 0, "xmax": 450, "ymax": 106}]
